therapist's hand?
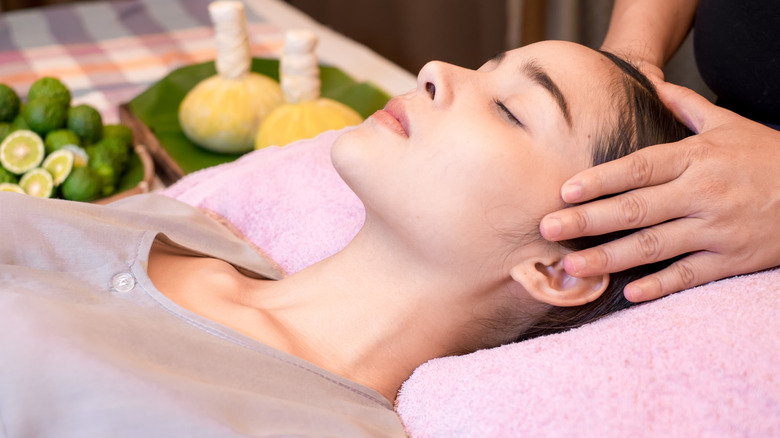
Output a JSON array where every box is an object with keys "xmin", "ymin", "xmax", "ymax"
[{"xmin": 540, "ymin": 81, "xmax": 780, "ymax": 302}]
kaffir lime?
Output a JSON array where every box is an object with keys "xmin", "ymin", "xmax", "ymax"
[
  {"xmin": 67, "ymin": 104, "xmax": 103, "ymax": 145},
  {"xmin": 61, "ymin": 166, "xmax": 102, "ymax": 202},
  {"xmin": 0, "ymin": 182, "xmax": 25, "ymax": 194},
  {"xmin": 42, "ymin": 149, "xmax": 74, "ymax": 185},
  {"xmin": 102, "ymin": 124, "xmax": 134, "ymax": 148},
  {"xmin": 45, "ymin": 129, "xmax": 81, "ymax": 154},
  {"xmin": 0, "ymin": 122, "xmax": 13, "ymax": 143},
  {"xmin": 24, "ymin": 97, "xmax": 68, "ymax": 136},
  {"xmin": 19, "ymin": 167, "xmax": 54, "ymax": 198},
  {"xmin": 0, "ymin": 130, "xmax": 45, "ymax": 174},
  {"xmin": 11, "ymin": 106, "xmax": 29, "ymax": 130},
  {"xmin": 62, "ymin": 144, "xmax": 89, "ymax": 167},
  {"xmin": 27, "ymin": 77, "xmax": 71, "ymax": 109},
  {"xmin": 0, "ymin": 84, "xmax": 20, "ymax": 122}
]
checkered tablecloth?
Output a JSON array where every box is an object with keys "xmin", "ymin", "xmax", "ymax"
[{"xmin": 0, "ymin": 0, "xmax": 415, "ymax": 124}]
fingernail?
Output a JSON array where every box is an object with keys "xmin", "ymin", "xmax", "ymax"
[
  {"xmin": 563, "ymin": 254, "xmax": 585, "ymax": 275},
  {"xmin": 624, "ymin": 284, "xmax": 642, "ymax": 302},
  {"xmin": 561, "ymin": 182, "xmax": 582, "ymax": 203},
  {"xmin": 540, "ymin": 217, "xmax": 562, "ymax": 239}
]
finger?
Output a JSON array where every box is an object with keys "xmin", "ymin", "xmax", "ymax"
[
  {"xmin": 561, "ymin": 216, "xmax": 702, "ymax": 277},
  {"xmin": 541, "ymin": 172, "xmax": 691, "ymax": 241},
  {"xmin": 623, "ymin": 251, "xmax": 734, "ymax": 302},
  {"xmin": 558, "ymin": 142, "xmax": 689, "ymax": 204},
  {"xmin": 653, "ymin": 81, "xmax": 731, "ymax": 133}
]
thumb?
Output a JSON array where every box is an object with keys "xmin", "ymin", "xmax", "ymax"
[{"xmin": 653, "ymin": 81, "xmax": 729, "ymax": 134}]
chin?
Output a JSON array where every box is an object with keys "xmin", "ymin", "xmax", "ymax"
[{"xmin": 330, "ymin": 126, "xmax": 374, "ymax": 192}]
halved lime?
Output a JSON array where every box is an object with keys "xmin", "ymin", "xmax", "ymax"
[
  {"xmin": 42, "ymin": 149, "xmax": 74, "ymax": 185},
  {"xmin": 62, "ymin": 144, "xmax": 88, "ymax": 167},
  {"xmin": 0, "ymin": 182, "xmax": 25, "ymax": 193},
  {"xmin": 19, "ymin": 168, "xmax": 54, "ymax": 198},
  {"xmin": 0, "ymin": 130, "xmax": 45, "ymax": 174}
]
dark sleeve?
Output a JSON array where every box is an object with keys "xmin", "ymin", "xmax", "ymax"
[{"xmin": 694, "ymin": 0, "xmax": 780, "ymax": 125}]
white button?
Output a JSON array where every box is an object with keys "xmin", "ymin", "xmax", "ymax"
[{"xmin": 112, "ymin": 272, "xmax": 135, "ymax": 293}]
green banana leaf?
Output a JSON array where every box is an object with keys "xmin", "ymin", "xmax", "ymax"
[{"xmin": 126, "ymin": 58, "xmax": 391, "ymax": 178}]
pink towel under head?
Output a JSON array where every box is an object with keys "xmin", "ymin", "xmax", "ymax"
[
  {"xmin": 396, "ymin": 268, "xmax": 780, "ymax": 437},
  {"xmin": 162, "ymin": 128, "xmax": 364, "ymax": 276},
  {"xmin": 163, "ymin": 128, "xmax": 780, "ymax": 437}
]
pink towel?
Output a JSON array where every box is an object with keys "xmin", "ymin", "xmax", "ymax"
[
  {"xmin": 162, "ymin": 128, "xmax": 364, "ymax": 276},
  {"xmin": 397, "ymin": 268, "xmax": 780, "ymax": 437},
  {"xmin": 163, "ymin": 129, "xmax": 780, "ymax": 437}
]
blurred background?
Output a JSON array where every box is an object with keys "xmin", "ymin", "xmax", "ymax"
[{"xmin": 0, "ymin": 0, "xmax": 713, "ymax": 100}]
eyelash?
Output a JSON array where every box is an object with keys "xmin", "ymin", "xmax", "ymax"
[{"xmin": 493, "ymin": 98, "xmax": 523, "ymax": 127}]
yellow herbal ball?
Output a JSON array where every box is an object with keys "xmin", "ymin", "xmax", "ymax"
[
  {"xmin": 179, "ymin": 72, "xmax": 284, "ymax": 154},
  {"xmin": 254, "ymin": 98, "xmax": 363, "ymax": 149}
]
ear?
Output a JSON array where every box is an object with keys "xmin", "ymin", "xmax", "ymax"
[{"xmin": 510, "ymin": 255, "xmax": 609, "ymax": 307}]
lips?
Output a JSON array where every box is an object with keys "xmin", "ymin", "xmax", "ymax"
[{"xmin": 371, "ymin": 97, "xmax": 409, "ymax": 137}]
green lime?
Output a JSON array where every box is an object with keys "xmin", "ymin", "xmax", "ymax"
[
  {"xmin": 42, "ymin": 149, "xmax": 74, "ymax": 185},
  {"xmin": 19, "ymin": 167, "xmax": 54, "ymax": 198},
  {"xmin": 11, "ymin": 105, "xmax": 29, "ymax": 130},
  {"xmin": 45, "ymin": 129, "xmax": 81, "ymax": 154},
  {"xmin": 67, "ymin": 104, "xmax": 103, "ymax": 145},
  {"xmin": 62, "ymin": 144, "xmax": 88, "ymax": 167},
  {"xmin": 102, "ymin": 124, "xmax": 134, "ymax": 148},
  {"xmin": 61, "ymin": 166, "xmax": 102, "ymax": 202},
  {"xmin": 0, "ymin": 130, "xmax": 45, "ymax": 174},
  {"xmin": 24, "ymin": 97, "xmax": 68, "ymax": 136},
  {"xmin": 93, "ymin": 137, "xmax": 129, "ymax": 168},
  {"xmin": 0, "ymin": 182, "xmax": 25, "ymax": 194},
  {"xmin": 87, "ymin": 145, "xmax": 119, "ymax": 196},
  {"xmin": 0, "ymin": 122, "xmax": 13, "ymax": 143},
  {"xmin": 27, "ymin": 77, "xmax": 71, "ymax": 109},
  {"xmin": 0, "ymin": 166, "xmax": 18, "ymax": 184},
  {"xmin": 0, "ymin": 84, "xmax": 20, "ymax": 122}
]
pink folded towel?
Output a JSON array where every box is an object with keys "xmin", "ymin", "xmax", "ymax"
[
  {"xmin": 163, "ymin": 129, "xmax": 780, "ymax": 437},
  {"xmin": 162, "ymin": 128, "xmax": 364, "ymax": 276}
]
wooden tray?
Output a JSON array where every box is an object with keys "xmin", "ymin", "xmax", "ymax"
[{"xmin": 119, "ymin": 104, "xmax": 181, "ymax": 187}]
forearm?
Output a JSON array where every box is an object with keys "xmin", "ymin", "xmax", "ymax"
[{"xmin": 601, "ymin": 0, "xmax": 698, "ymax": 69}]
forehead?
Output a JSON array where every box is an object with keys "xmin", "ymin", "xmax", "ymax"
[{"xmin": 508, "ymin": 41, "xmax": 620, "ymax": 134}]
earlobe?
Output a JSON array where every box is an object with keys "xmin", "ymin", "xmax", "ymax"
[{"xmin": 510, "ymin": 256, "xmax": 609, "ymax": 307}]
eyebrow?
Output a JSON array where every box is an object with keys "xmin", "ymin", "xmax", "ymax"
[{"xmin": 489, "ymin": 51, "xmax": 573, "ymax": 128}]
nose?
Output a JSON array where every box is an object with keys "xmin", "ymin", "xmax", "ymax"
[{"xmin": 416, "ymin": 60, "xmax": 459, "ymax": 106}]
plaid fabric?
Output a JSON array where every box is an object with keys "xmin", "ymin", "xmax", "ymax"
[{"xmin": 0, "ymin": 0, "xmax": 286, "ymax": 123}]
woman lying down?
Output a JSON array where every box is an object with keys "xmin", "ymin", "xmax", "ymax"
[{"xmin": 0, "ymin": 41, "xmax": 691, "ymax": 437}]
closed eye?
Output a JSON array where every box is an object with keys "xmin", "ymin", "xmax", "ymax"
[{"xmin": 494, "ymin": 98, "xmax": 523, "ymax": 127}]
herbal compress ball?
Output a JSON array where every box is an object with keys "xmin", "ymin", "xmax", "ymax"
[
  {"xmin": 179, "ymin": 1, "xmax": 283, "ymax": 154},
  {"xmin": 254, "ymin": 30, "xmax": 363, "ymax": 150}
]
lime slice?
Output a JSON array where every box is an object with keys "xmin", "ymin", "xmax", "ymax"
[
  {"xmin": 19, "ymin": 168, "xmax": 54, "ymax": 198},
  {"xmin": 0, "ymin": 129, "xmax": 45, "ymax": 174},
  {"xmin": 0, "ymin": 182, "xmax": 25, "ymax": 193},
  {"xmin": 62, "ymin": 144, "xmax": 89, "ymax": 167},
  {"xmin": 42, "ymin": 149, "xmax": 74, "ymax": 185}
]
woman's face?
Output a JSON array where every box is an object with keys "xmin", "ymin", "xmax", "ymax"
[{"xmin": 332, "ymin": 41, "xmax": 618, "ymax": 274}]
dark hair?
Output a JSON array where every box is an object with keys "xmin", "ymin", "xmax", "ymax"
[{"xmin": 515, "ymin": 51, "xmax": 694, "ymax": 342}]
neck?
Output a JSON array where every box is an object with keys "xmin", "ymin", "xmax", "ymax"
[{"xmin": 244, "ymin": 220, "xmax": 500, "ymax": 402}]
